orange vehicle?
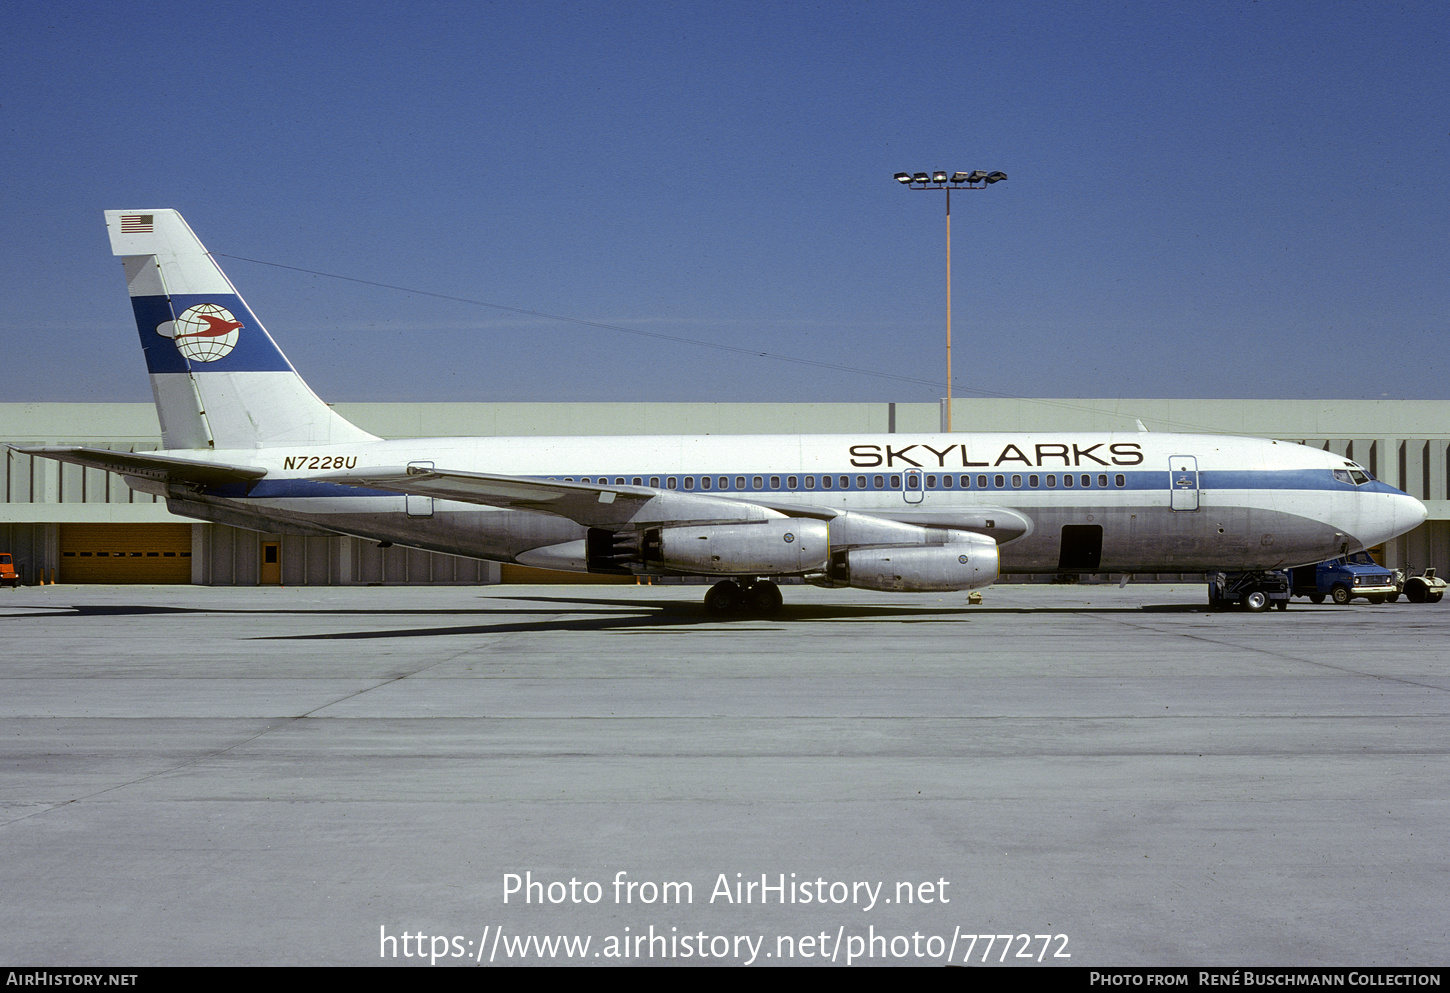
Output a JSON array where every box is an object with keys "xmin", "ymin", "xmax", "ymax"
[{"xmin": 0, "ymin": 553, "xmax": 17, "ymax": 588}]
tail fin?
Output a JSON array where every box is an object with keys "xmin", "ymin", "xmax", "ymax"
[{"xmin": 105, "ymin": 210, "xmax": 377, "ymax": 451}]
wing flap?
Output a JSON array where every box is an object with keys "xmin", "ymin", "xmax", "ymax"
[{"xmin": 313, "ymin": 465, "xmax": 784, "ymax": 529}]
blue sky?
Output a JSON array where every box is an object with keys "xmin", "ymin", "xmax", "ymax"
[{"xmin": 3, "ymin": 0, "xmax": 1446, "ymax": 404}]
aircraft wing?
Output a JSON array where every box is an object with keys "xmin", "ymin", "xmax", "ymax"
[
  {"xmin": 12, "ymin": 446, "xmax": 267, "ymax": 487},
  {"xmin": 313, "ymin": 465, "xmax": 787, "ymax": 529}
]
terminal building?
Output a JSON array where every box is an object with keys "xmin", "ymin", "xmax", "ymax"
[{"xmin": 3, "ymin": 398, "xmax": 1447, "ymax": 587}]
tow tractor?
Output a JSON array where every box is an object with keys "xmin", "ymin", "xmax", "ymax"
[
  {"xmin": 1394, "ymin": 566, "xmax": 1447, "ymax": 604},
  {"xmin": 1207, "ymin": 570, "xmax": 1290, "ymax": 612}
]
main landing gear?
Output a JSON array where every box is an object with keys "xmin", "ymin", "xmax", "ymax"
[{"xmin": 703, "ymin": 579, "xmax": 784, "ymax": 617}]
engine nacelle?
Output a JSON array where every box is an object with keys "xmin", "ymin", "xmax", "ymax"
[
  {"xmin": 653, "ymin": 519, "xmax": 830, "ymax": 575},
  {"xmin": 835, "ymin": 533, "xmax": 999, "ymax": 592}
]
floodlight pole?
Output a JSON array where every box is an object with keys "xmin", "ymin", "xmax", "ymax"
[{"xmin": 893, "ymin": 170, "xmax": 1006, "ymax": 432}]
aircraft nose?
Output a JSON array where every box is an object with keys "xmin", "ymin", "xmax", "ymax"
[
  {"xmin": 1357, "ymin": 489, "xmax": 1427, "ymax": 549},
  {"xmin": 1403, "ymin": 493, "xmax": 1429, "ymax": 531}
]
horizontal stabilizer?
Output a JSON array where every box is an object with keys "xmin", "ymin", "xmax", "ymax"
[{"xmin": 14, "ymin": 446, "xmax": 267, "ymax": 487}]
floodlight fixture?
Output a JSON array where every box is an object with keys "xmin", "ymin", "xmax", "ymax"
[{"xmin": 890, "ymin": 166, "xmax": 1010, "ymax": 432}]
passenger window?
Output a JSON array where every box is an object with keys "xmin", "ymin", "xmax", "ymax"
[
  {"xmin": 699, "ymin": 476, "xmax": 710, "ymax": 489},
  {"xmin": 770, "ymin": 476, "xmax": 781, "ymax": 489},
  {"xmin": 1063, "ymin": 474, "xmax": 1073, "ymax": 487},
  {"xmin": 788, "ymin": 475, "xmax": 799, "ymax": 489},
  {"xmin": 719, "ymin": 477, "xmax": 729, "ymax": 490},
  {"xmin": 736, "ymin": 476, "xmax": 746, "ymax": 490},
  {"xmin": 840, "ymin": 476, "xmax": 850, "ymax": 489},
  {"xmin": 666, "ymin": 477, "xmax": 677, "ymax": 489},
  {"xmin": 874, "ymin": 475, "xmax": 884, "ymax": 488},
  {"xmin": 926, "ymin": 475, "xmax": 936, "ymax": 488},
  {"xmin": 1046, "ymin": 475, "xmax": 1056, "ymax": 487},
  {"xmin": 684, "ymin": 477, "xmax": 695, "ymax": 490},
  {"xmin": 753, "ymin": 476, "xmax": 763, "ymax": 489},
  {"xmin": 650, "ymin": 477, "xmax": 660, "ymax": 487},
  {"xmin": 889, "ymin": 475, "xmax": 901, "ymax": 488},
  {"xmin": 993, "ymin": 474, "xmax": 1004, "ymax": 488},
  {"xmin": 942, "ymin": 474, "xmax": 953, "ymax": 488},
  {"xmin": 632, "ymin": 477, "xmax": 642, "ymax": 486},
  {"xmin": 1012, "ymin": 474, "xmax": 1022, "ymax": 488},
  {"xmin": 1098, "ymin": 474, "xmax": 1108, "ymax": 487},
  {"xmin": 1081, "ymin": 474, "xmax": 1091, "ymax": 487},
  {"xmin": 821, "ymin": 475, "xmax": 832, "ymax": 489},
  {"xmin": 1029, "ymin": 474, "xmax": 1039, "ymax": 488},
  {"xmin": 1115, "ymin": 474, "xmax": 1125, "ymax": 487}
]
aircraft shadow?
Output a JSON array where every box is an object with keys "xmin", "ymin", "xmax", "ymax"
[{"xmin": 2, "ymin": 594, "xmax": 1206, "ymax": 637}]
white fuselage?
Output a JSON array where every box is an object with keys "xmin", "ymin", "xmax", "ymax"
[{"xmin": 139, "ymin": 429, "xmax": 1427, "ymax": 577}]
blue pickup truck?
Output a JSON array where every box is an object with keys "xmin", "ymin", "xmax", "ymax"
[{"xmin": 1290, "ymin": 552, "xmax": 1399, "ymax": 605}]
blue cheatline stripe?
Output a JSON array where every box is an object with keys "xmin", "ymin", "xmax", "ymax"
[
  {"xmin": 211, "ymin": 467, "xmax": 1380, "ymax": 501},
  {"xmin": 132, "ymin": 293, "xmax": 294, "ymax": 374}
]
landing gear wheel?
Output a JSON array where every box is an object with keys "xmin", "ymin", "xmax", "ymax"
[
  {"xmin": 704, "ymin": 580, "xmax": 743, "ymax": 616},
  {"xmin": 742, "ymin": 580, "xmax": 783, "ymax": 617},
  {"xmin": 1330, "ymin": 584, "xmax": 1352, "ymax": 605},
  {"xmin": 1242, "ymin": 590, "xmax": 1270, "ymax": 612}
]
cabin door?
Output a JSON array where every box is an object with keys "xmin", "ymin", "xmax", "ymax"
[
  {"xmin": 1169, "ymin": 456, "xmax": 1200, "ymax": 512},
  {"xmin": 406, "ymin": 461, "xmax": 435, "ymax": 517}
]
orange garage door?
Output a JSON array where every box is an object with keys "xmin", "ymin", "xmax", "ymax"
[{"xmin": 59, "ymin": 524, "xmax": 194, "ymax": 583}]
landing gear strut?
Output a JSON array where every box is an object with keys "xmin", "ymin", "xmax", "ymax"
[{"xmin": 704, "ymin": 579, "xmax": 783, "ymax": 617}]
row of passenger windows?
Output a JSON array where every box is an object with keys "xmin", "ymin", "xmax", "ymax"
[{"xmin": 551, "ymin": 473, "xmax": 1129, "ymax": 491}]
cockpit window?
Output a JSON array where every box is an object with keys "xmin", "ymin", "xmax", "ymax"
[{"xmin": 1336, "ymin": 464, "xmax": 1372, "ymax": 485}]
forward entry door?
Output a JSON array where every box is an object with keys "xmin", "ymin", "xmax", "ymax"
[{"xmin": 1169, "ymin": 456, "xmax": 1200, "ymax": 512}]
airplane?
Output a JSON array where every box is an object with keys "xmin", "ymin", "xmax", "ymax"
[{"xmin": 14, "ymin": 209, "xmax": 1429, "ymax": 615}]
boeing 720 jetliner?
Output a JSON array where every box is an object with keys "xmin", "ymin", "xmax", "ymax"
[{"xmin": 16, "ymin": 210, "xmax": 1428, "ymax": 614}]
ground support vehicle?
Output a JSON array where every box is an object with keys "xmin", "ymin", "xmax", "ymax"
[
  {"xmin": 1290, "ymin": 553, "xmax": 1398, "ymax": 605},
  {"xmin": 1208, "ymin": 571, "xmax": 1291, "ymax": 612},
  {"xmin": 1394, "ymin": 566, "xmax": 1446, "ymax": 604},
  {"xmin": 0, "ymin": 553, "xmax": 17, "ymax": 588}
]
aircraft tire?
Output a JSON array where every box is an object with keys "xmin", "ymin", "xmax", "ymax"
[
  {"xmin": 743, "ymin": 581, "xmax": 783, "ymax": 617},
  {"xmin": 704, "ymin": 580, "xmax": 744, "ymax": 616},
  {"xmin": 1330, "ymin": 584, "xmax": 1352, "ymax": 605}
]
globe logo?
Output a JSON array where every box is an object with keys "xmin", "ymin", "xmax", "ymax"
[{"xmin": 155, "ymin": 304, "xmax": 243, "ymax": 362}]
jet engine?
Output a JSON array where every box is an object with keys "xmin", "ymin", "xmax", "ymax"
[
  {"xmin": 650, "ymin": 519, "xmax": 830, "ymax": 575},
  {"xmin": 825, "ymin": 532, "xmax": 999, "ymax": 592}
]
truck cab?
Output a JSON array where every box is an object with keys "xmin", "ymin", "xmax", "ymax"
[
  {"xmin": 0, "ymin": 553, "xmax": 16, "ymax": 588},
  {"xmin": 1290, "ymin": 552, "xmax": 1398, "ymax": 605}
]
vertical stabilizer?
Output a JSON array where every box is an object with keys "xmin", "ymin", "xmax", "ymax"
[{"xmin": 105, "ymin": 210, "xmax": 377, "ymax": 451}]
